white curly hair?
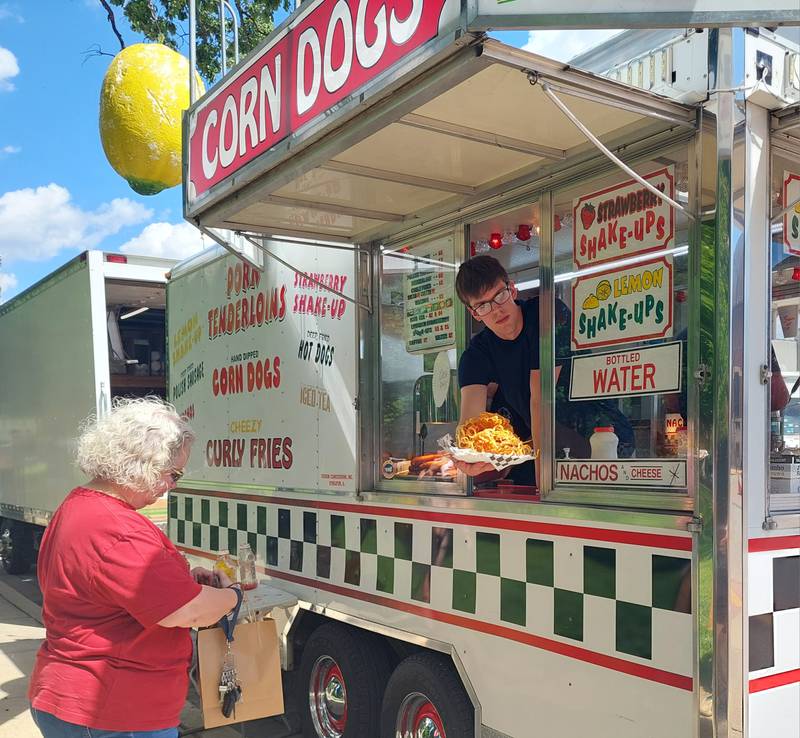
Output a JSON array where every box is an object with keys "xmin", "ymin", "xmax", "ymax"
[{"xmin": 77, "ymin": 397, "xmax": 195, "ymax": 494}]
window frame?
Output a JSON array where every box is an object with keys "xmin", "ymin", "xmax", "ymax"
[
  {"xmin": 540, "ymin": 143, "xmax": 698, "ymax": 511},
  {"xmin": 372, "ymin": 226, "xmax": 469, "ymax": 496},
  {"xmin": 365, "ymin": 134, "xmax": 700, "ymax": 512}
]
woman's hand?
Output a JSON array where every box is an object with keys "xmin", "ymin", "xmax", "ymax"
[
  {"xmin": 214, "ymin": 570, "xmax": 236, "ymax": 589},
  {"xmin": 191, "ymin": 567, "xmax": 221, "ymax": 587}
]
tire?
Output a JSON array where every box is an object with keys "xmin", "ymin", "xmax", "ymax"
[
  {"xmin": 0, "ymin": 519, "xmax": 33, "ymax": 575},
  {"xmin": 298, "ymin": 622, "xmax": 391, "ymax": 738},
  {"xmin": 380, "ymin": 652, "xmax": 474, "ymax": 738}
]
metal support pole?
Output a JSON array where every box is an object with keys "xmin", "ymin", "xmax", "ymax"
[
  {"xmin": 219, "ymin": 0, "xmax": 240, "ymax": 75},
  {"xmin": 709, "ymin": 26, "xmax": 745, "ymax": 738},
  {"xmin": 538, "ymin": 191, "xmax": 555, "ymax": 496},
  {"xmin": 225, "ymin": 1, "xmax": 239, "ymax": 65},
  {"xmin": 219, "ymin": 0, "xmax": 227, "ymax": 75},
  {"xmin": 189, "ymin": 0, "xmax": 197, "ymax": 104}
]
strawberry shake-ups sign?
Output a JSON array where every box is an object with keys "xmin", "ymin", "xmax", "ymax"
[
  {"xmin": 783, "ymin": 171, "xmax": 800, "ymax": 255},
  {"xmin": 188, "ymin": 0, "xmax": 458, "ymax": 201},
  {"xmin": 573, "ymin": 166, "xmax": 675, "ymax": 269},
  {"xmin": 572, "ymin": 255, "xmax": 673, "ymax": 349}
]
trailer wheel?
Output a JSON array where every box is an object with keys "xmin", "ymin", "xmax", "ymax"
[
  {"xmin": 298, "ymin": 622, "xmax": 390, "ymax": 738},
  {"xmin": 0, "ymin": 519, "xmax": 33, "ymax": 575},
  {"xmin": 380, "ymin": 653, "xmax": 473, "ymax": 738}
]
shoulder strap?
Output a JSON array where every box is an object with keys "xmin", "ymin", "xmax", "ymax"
[{"xmin": 218, "ymin": 587, "xmax": 243, "ymax": 642}]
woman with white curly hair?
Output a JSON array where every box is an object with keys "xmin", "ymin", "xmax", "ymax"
[{"xmin": 28, "ymin": 397, "xmax": 242, "ymax": 738}]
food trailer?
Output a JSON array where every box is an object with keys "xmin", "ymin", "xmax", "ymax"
[{"xmin": 169, "ymin": 5, "xmax": 800, "ymax": 737}]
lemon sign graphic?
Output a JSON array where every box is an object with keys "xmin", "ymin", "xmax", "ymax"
[{"xmin": 99, "ymin": 44, "xmax": 204, "ymax": 195}]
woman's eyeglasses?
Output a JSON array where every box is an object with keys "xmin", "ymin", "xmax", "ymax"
[
  {"xmin": 470, "ymin": 283, "xmax": 512, "ymax": 317},
  {"xmin": 169, "ymin": 468, "xmax": 185, "ymax": 483}
]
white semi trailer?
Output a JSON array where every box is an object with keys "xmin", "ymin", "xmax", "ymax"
[{"xmin": 0, "ymin": 250, "xmax": 176, "ymax": 574}]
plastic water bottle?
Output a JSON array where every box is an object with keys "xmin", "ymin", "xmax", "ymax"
[
  {"xmin": 238, "ymin": 543, "xmax": 258, "ymax": 591},
  {"xmin": 590, "ymin": 427, "xmax": 619, "ymax": 459}
]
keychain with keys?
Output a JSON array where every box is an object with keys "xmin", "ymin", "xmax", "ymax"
[
  {"xmin": 219, "ymin": 645, "xmax": 242, "ymax": 717},
  {"xmin": 218, "ymin": 585, "xmax": 244, "ymax": 718}
]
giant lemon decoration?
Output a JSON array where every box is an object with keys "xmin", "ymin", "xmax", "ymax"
[{"xmin": 99, "ymin": 44, "xmax": 204, "ymax": 195}]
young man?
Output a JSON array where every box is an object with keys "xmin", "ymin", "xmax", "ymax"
[{"xmin": 455, "ymin": 255, "xmax": 633, "ymax": 486}]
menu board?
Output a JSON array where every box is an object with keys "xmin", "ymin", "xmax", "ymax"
[
  {"xmin": 167, "ymin": 242, "xmax": 358, "ymax": 493},
  {"xmin": 404, "ymin": 244, "xmax": 456, "ymax": 354}
]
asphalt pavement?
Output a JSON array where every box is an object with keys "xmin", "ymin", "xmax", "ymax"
[{"xmin": 0, "ymin": 568, "xmax": 300, "ymax": 738}]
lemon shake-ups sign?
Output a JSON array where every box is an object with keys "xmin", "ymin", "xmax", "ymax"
[
  {"xmin": 573, "ymin": 167, "xmax": 675, "ymax": 269},
  {"xmin": 572, "ymin": 255, "xmax": 673, "ymax": 350},
  {"xmin": 784, "ymin": 171, "xmax": 800, "ymax": 254}
]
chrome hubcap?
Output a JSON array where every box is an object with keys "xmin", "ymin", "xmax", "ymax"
[
  {"xmin": 395, "ymin": 693, "xmax": 445, "ymax": 738},
  {"xmin": 309, "ymin": 656, "xmax": 347, "ymax": 738}
]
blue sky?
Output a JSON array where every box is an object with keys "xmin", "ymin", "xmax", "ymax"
[{"xmin": 0, "ymin": 1, "xmax": 620, "ymax": 302}]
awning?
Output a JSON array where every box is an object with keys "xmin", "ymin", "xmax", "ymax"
[
  {"xmin": 185, "ymin": 36, "xmax": 698, "ymax": 245},
  {"xmin": 773, "ymin": 103, "xmax": 800, "ymax": 160}
]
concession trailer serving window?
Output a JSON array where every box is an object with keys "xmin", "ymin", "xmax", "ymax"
[{"xmin": 184, "ymin": 25, "xmax": 701, "ymax": 507}]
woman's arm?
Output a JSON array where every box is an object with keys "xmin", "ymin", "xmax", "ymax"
[{"xmin": 157, "ymin": 585, "xmax": 239, "ymax": 628}]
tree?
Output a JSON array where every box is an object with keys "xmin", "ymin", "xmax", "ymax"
[{"xmin": 100, "ymin": 0, "xmax": 289, "ymax": 82}]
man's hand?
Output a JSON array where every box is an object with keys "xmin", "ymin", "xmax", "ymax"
[{"xmin": 454, "ymin": 460, "xmax": 496, "ymax": 477}]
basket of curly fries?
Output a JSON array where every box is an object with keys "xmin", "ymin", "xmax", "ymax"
[{"xmin": 438, "ymin": 412, "xmax": 538, "ymax": 471}]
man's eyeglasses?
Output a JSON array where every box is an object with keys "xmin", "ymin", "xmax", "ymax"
[
  {"xmin": 470, "ymin": 283, "xmax": 512, "ymax": 317},
  {"xmin": 169, "ymin": 468, "xmax": 185, "ymax": 484}
]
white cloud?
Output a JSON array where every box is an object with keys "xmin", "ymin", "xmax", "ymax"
[
  {"xmin": 1, "ymin": 144, "xmax": 19, "ymax": 154},
  {"xmin": 0, "ymin": 46, "xmax": 19, "ymax": 91},
  {"xmin": 119, "ymin": 221, "xmax": 207, "ymax": 260},
  {"xmin": 0, "ymin": 184, "xmax": 152, "ymax": 264},
  {"xmin": 0, "ymin": 5, "xmax": 24, "ymax": 23},
  {"xmin": 522, "ymin": 29, "xmax": 623, "ymax": 63},
  {"xmin": 0, "ymin": 271, "xmax": 17, "ymax": 303}
]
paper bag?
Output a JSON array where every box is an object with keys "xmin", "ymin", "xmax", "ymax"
[{"xmin": 197, "ymin": 618, "xmax": 284, "ymax": 728}]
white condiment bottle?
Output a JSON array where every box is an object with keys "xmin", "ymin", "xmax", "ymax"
[{"xmin": 590, "ymin": 426, "xmax": 619, "ymax": 459}]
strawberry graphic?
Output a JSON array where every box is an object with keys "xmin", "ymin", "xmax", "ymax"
[{"xmin": 580, "ymin": 203, "xmax": 596, "ymax": 230}]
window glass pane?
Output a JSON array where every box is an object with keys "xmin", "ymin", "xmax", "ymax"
[
  {"xmin": 460, "ymin": 202, "xmax": 540, "ymax": 495},
  {"xmin": 768, "ymin": 154, "xmax": 800, "ymax": 514},
  {"xmin": 379, "ymin": 235, "xmax": 459, "ymax": 486},
  {"xmin": 552, "ymin": 153, "xmax": 690, "ymax": 492}
]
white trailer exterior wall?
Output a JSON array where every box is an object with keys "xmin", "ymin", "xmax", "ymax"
[
  {"xmin": 0, "ymin": 254, "xmax": 98, "ymax": 525},
  {"xmin": 0, "ymin": 250, "xmax": 176, "ymax": 571}
]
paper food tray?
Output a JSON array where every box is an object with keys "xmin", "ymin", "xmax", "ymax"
[{"xmin": 437, "ymin": 434, "xmax": 538, "ymax": 471}]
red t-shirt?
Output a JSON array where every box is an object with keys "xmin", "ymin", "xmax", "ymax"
[{"xmin": 29, "ymin": 487, "xmax": 202, "ymax": 730}]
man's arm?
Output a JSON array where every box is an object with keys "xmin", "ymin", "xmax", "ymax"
[
  {"xmin": 460, "ymin": 384, "xmax": 488, "ymax": 423},
  {"xmin": 455, "ymin": 385, "xmax": 499, "ymax": 478}
]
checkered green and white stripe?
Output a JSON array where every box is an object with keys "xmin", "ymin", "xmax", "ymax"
[
  {"xmin": 748, "ymin": 545, "xmax": 800, "ymax": 738},
  {"xmin": 170, "ymin": 493, "xmax": 693, "ymax": 677}
]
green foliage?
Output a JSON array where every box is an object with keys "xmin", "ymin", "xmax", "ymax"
[{"xmin": 106, "ymin": 0, "xmax": 290, "ymax": 81}]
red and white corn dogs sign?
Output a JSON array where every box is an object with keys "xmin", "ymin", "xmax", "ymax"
[
  {"xmin": 188, "ymin": 0, "xmax": 458, "ymax": 201},
  {"xmin": 573, "ymin": 166, "xmax": 675, "ymax": 269}
]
